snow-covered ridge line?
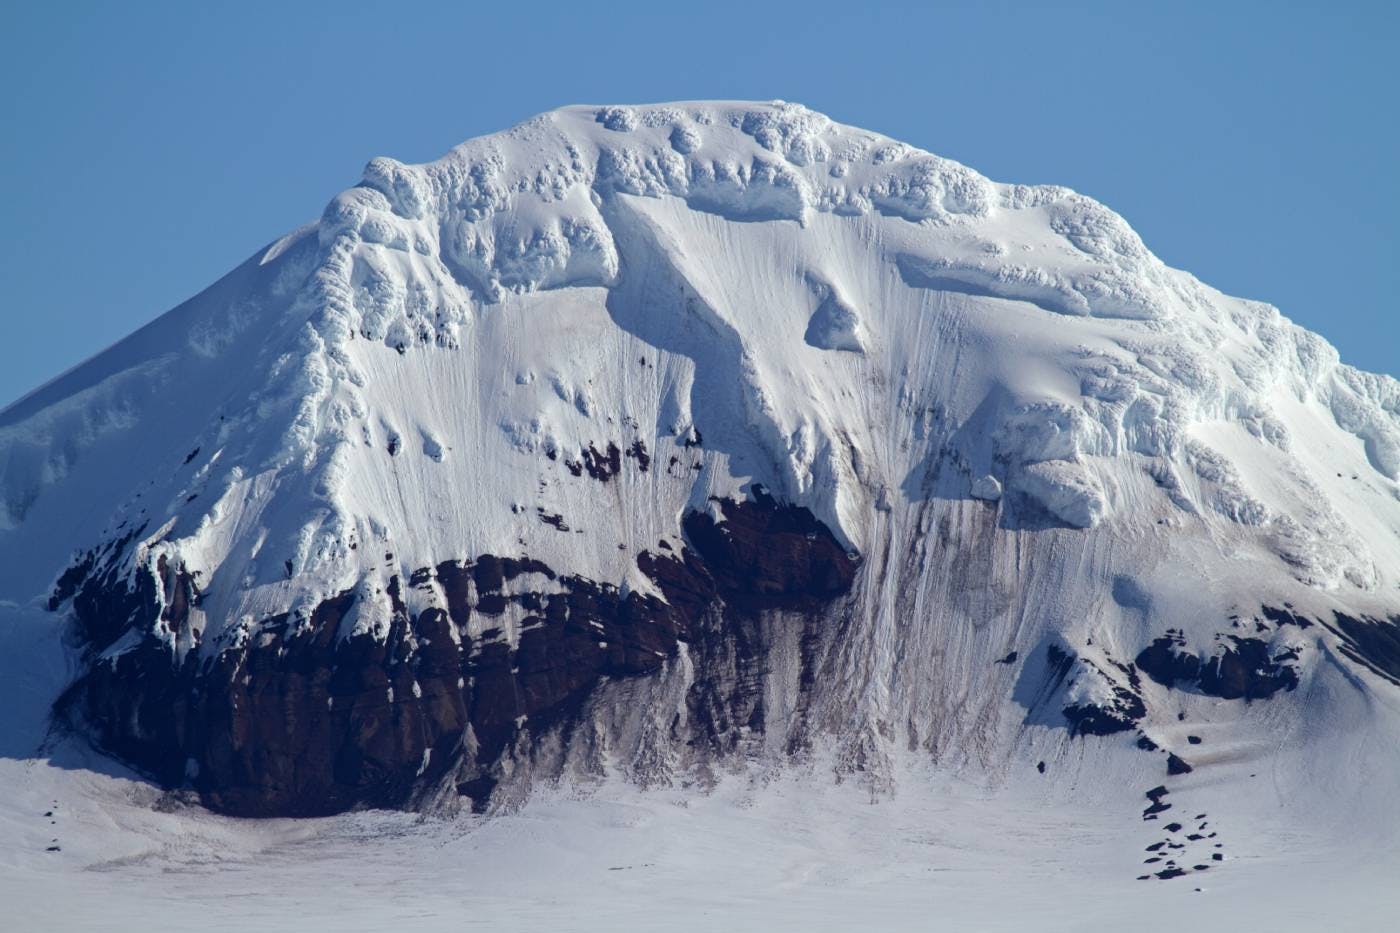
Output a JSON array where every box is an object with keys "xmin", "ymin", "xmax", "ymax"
[{"xmin": 341, "ymin": 101, "xmax": 1171, "ymax": 320}]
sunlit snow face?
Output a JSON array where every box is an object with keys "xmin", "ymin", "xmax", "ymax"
[{"xmin": 2, "ymin": 101, "xmax": 1397, "ymax": 654}]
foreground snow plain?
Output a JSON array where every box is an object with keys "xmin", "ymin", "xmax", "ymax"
[{"xmin": 3, "ymin": 603, "xmax": 1397, "ymax": 931}]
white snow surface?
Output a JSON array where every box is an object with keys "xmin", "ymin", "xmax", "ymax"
[
  {"xmin": 2, "ymin": 101, "xmax": 1397, "ymax": 630},
  {"xmin": 1, "ymin": 101, "xmax": 1399, "ymax": 927}
]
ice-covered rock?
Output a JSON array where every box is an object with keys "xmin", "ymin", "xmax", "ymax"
[{"xmin": 971, "ymin": 475, "xmax": 1003, "ymax": 502}]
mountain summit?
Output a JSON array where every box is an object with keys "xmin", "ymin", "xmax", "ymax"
[{"xmin": 3, "ymin": 103, "xmax": 1398, "ymax": 843}]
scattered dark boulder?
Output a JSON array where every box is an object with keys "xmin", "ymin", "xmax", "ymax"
[
  {"xmin": 1143, "ymin": 785, "xmax": 1171, "ymax": 817},
  {"xmin": 1167, "ymin": 753, "xmax": 1193, "ymax": 775},
  {"xmin": 536, "ymin": 508, "xmax": 570, "ymax": 531}
]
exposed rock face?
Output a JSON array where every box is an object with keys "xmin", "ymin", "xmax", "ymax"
[
  {"xmin": 1043, "ymin": 644, "xmax": 1148, "ymax": 737},
  {"xmin": 1134, "ymin": 629, "xmax": 1300, "ymax": 701},
  {"xmin": 55, "ymin": 493, "xmax": 858, "ymax": 817},
  {"xmin": 1322, "ymin": 612, "xmax": 1400, "ymax": 686},
  {"xmin": 1021, "ymin": 614, "xmax": 1314, "ymax": 754},
  {"xmin": 676, "ymin": 488, "xmax": 857, "ymax": 614}
]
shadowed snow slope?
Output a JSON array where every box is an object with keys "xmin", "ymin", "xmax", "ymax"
[{"xmin": 1, "ymin": 102, "xmax": 1399, "ymax": 923}]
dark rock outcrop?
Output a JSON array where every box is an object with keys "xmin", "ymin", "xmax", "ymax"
[
  {"xmin": 1037, "ymin": 644, "xmax": 1147, "ymax": 737},
  {"xmin": 1134, "ymin": 629, "xmax": 1300, "ymax": 701},
  {"xmin": 1167, "ymin": 753, "xmax": 1193, "ymax": 776},
  {"xmin": 565, "ymin": 442, "xmax": 623, "ymax": 482},
  {"xmin": 676, "ymin": 486, "xmax": 857, "ymax": 614},
  {"xmin": 1323, "ymin": 612, "xmax": 1400, "ymax": 686},
  {"xmin": 52, "ymin": 492, "xmax": 859, "ymax": 817}
]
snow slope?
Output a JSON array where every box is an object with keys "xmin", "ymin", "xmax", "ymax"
[
  {"xmin": 1, "ymin": 101, "xmax": 1399, "ymax": 925},
  {"xmin": 4, "ymin": 101, "xmax": 1397, "ymax": 629}
]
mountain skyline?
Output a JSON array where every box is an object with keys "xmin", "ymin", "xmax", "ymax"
[{"xmin": 3, "ymin": 2, "xmax": 1397, "ymax": 411}]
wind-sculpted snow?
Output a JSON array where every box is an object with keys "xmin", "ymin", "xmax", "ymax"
[
  {"xmin": 1327, "ymin": 365, "xmax": 1400, "ymax": 480},
  {"xmin": 2, "ymin": 101, "xmax": 1399, "ymax": 823}
]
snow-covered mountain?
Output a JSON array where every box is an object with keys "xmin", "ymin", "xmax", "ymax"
[{"xmin": 2, "ymin": 103, "xmax": 1399, "ymax": 893}]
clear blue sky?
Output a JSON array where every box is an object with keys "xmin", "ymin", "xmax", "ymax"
[{"xmin": 1, "ymin": 1, "xmax": 1395, "ymax": 407}]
